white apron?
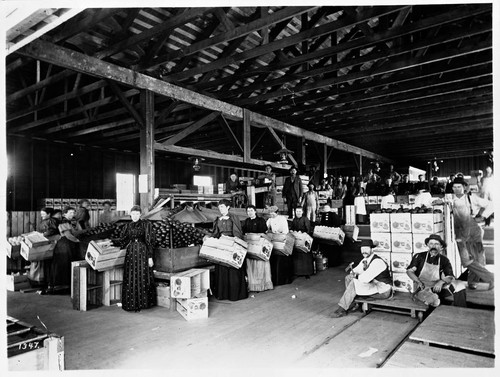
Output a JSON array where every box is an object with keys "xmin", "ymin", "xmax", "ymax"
[{"xmin": 353, "ymin": 259, "xmax": 384, "ymax": 295}]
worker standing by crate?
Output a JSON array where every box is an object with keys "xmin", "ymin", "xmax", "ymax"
[{"xmin": 113, "ymin": 205, "xmax": 157, "ymax": 312}]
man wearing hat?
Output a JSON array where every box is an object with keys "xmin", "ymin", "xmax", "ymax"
[
  {"xmin": 332, "ymin": 239, "xmax": 392, "ymax": 317},
  {"xmin": 448, "ymin": 176, "xmax": 494, "ymax": 289},
  {"xmin": 282, "ymin": 166, "xmax": 303, "ymax": 218},
  {"xmin": 407, "ymin": 234, "xmax": 467, "ymax": 307}
]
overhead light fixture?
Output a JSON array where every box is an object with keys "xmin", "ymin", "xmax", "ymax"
[
  {"xmin": 274, "ymin": 135, "xmax": 294, "ymax": 164},
  {"xmin": 189, "ymin": 156, "xmax": 204, "ymax": 171}
]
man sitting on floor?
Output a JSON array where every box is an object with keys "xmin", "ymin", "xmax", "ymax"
[
  {"xmin": 331, "ymin": 239, "xmax": 392, "ymax": 317},
  {"xmin": 406, "ymin": 234, "xmax": 467, "ymax": 307}
]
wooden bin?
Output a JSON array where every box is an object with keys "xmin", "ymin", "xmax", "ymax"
[
  {"xmin": 7, "ymin": 316, "xmax": 64, "ymax": 371},
  {"xmin": 154, "ymin": 245, "xmax": 210, "ymax": 273}
]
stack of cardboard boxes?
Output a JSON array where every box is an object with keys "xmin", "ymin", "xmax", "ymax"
[{"xmin": 370, "ymin": 209, "xmax": 444, "ymax": 292}]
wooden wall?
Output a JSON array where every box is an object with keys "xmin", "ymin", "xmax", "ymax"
[{"xmin": 6, "ymin": 136, "xmax": 280, "ymax": 211}]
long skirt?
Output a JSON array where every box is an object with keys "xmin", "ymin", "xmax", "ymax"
[
  {"xmin": 270, "ymin": 252, "xmax": 294, "ymax": 286},
  {"xmin": 48, "ymin": 237, "xmax": 78, "ymax": 289},
  {"xmin": 292, "ymin": 250, "xmax": 314, "ymax": 277},
  {"xmin": 121, "ymin": 242, "xmax": 156, "ymax": 311},
  {"xmin": 213, "ymin": 263, "xmax": 248, "ymax": 301},
  {"xmin": 29, "ymin": 260, "xmax": 50, "ymax": 287},
  {"xmin": 246, "ymin": 259, "xmax": 273, "ymax": 292}
]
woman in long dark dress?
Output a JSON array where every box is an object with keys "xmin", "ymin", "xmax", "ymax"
[
  {"xmin": 242, "ymin": 205, "xmax": 273, "ymax": 292},
  {"xmin": 30, "ymin": 207, "xmax": 59, "ymax": 289},
  {"xmin": 290, "ymin": 207, "xmax": 314, "ymax": 279},
  {"xmin": 210, "ymin": 199, "xmax": 248, "ymax": 301},
  {"xmin": 47, "ymin": 206, "xmax": 82, "ymax": 294},
  {"xmin": 114, "ymin": 205, "xmax": 157, "ymax": 312},
  {"xmin": 266, "ymin": 206, "xmax": 294, "ymax": 286}
]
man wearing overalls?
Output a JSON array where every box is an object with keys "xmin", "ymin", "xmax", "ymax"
[{"xmin": 447, "ymin": 177, "xmax": 494, "ymax": 290}]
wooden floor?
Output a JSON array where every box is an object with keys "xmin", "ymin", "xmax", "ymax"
[{"xmin": 6, "ymin": 260, "xmax": 495, "ymax": 371}]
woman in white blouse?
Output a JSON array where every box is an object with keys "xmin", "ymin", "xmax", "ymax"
[{"xmin": 266, "ymin": 206, "xmax": 294, "ymax": 286}]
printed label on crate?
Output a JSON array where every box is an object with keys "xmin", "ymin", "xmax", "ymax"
[
  {"xmin": 244, "ymin": 233, "xmax": 273, "ymax": 260},
  {"xmin": 371, "ymin": 233, "xmax": 391, "ymax": 252},
  {"xmin": 393, "ymin": 272, "xmax": 415, "ymax": 293},
  {"xmin": 290, "ymin": 231, "xmax": 313, "ymax": 253},
  {"xmin": 369, "ymin": 213, "xmax": 390, "ymax": 233},
  {"xmin": 391, "ymin": 233, "xmax": 413, "ymax": 253},
  {"xmin": 390, "ymin": 213, "xmax": 412, "ymax": 233},
  {"xmin": 170, "ymin": 268, "xmax": 210, "ymax": 299},
  {"xmin": 391, "ymin": 252, "xmax": 413, "ymax": 272},
  {"xmin": 200, "ymin": 236, "xmax": 247, "ymax": 268},
  {"xmin": 176, "ymin": 297, "xmax": 208, "ymax": 321},
  {"xmin": 411, "ymin": 213, "xmax": 444, "ymax": 234}
]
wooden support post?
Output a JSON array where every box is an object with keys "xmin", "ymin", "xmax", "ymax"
[
  {"xmin": 247, "ymin": 185, "xmax": 256, "ymax": 206},
  {"xmin": 359, "ymin": 154, "xmax": 363, "ymax": 176},
  {"xmin": 243, "ymin": 109, "xmax": 251, "ymax": 163},
  {"xmin": 102, "ymin": 270, "xmax": 111, "ymax": 306},
  {"xmin": 297, "ymin": 136, "xmax": 306, "ymax": 167},
  {"xmin": 322, "ymin": 144, "xmax": 328, "ymax": 179},
  {"xmin": 140, "ymin": 90, "xmax": 155, "ymax": 210}
]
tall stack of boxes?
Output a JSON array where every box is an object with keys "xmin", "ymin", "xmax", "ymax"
[
  {"xmin": 370, "ymin": 208, "xmax": 444, "ymax": 293},
  {"xmin": 39, "ymin": 198, "xmax": 116, "ymax": 210}
]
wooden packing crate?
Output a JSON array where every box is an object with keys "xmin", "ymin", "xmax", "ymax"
[
  {"xmin": 5, "ymin": 239, "xmax": 22, "ymax": 259},
  {"xmin": 20, "ymin": 240, "xmax": 56, "ymax": 261},
  {"xmin": 176, "ymin": 297, "xmax": 209, "ymax": 321},
  {"xmin": 85, "ymin": 240, "xmax": 126, "ymax": 271},
  {"xmin": 21, "ymin": 231, "xmax": 51, "ymax": 248},
  {"xmin": 71, "ymin": 261, "xmax": 123, "ymax": 311},
  {"xmin": 6, "ymin": 273, "xmax": 30, "ymax": 291},
  {"xmin": 7, "ymin": 316, "xmax": 64, "ymax": 371},
  {"xmin": 170, "ymin": 268, "xmax": 210, "ymax": 299},
  {"xmin": 199, "ymin": 236, "xmax": 247, "ymax": 269},
  {"xmin": 290, "ymin": 231, "xmax": 313, "ymax": 253},
  {"xmin": 244, "ymin": 233, "xmax": 273, "ymax": 260},
  {"xmin": 156, "ymin": 283, "xmax": 173, "ymax": 309},
  {"xmin": 269, "ymin": 232, "xmax": 295, "ymax": 256},
  {"xmin": 312, "ymin": 226, "xmax": 345, "ymax": 245},
  {"xmin": 154, "ymin": 245, "xmax": 210, "ymax": 273}
]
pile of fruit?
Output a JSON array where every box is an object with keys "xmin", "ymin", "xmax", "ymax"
[
  {"xmin": 373, "ymin": 205, "xmax": 443, "ymax": 214},
  {"xmin": 152, "ymin": 218, "xmax": 209, "ymax": 249},
  {"xmin": 85, "ymin": 222, "xmax": 119, "ymax": 236}
]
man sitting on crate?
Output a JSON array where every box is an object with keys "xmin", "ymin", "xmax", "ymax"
[
  {"xmin": 406, "ymin": 234, "xmax": 467, "ymax": 307},
  {"xmin": 331, "ymin": 239, "xmax": 392, "ymax": 317}
]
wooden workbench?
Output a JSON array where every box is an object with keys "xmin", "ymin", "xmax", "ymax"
[{"xmin": 410, "ymin": 305, "xmax": 495, "ymax": 355}]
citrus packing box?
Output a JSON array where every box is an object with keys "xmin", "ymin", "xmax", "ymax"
[
  {"xmin": 6, "ymin": 274, "xmax": 30, "ymax": 291},
  {"xmin": 269, "ymin": 232, "xmax": 295, "ymax": 255},
  {"xmin": 312, "ymin": 226, "xmax": 345, "ymax": 245},
  {"xmin": 199, "ymin": 235, "xmax": 247, "ymax": 268},
  {"xmin": 244, "ymin": 233, "xmax": 273, "ymax": 260},
  {"xmin": 392, "ymin": 272, "xmax": 415, "ymax": 293},
  {"xmin": 371, "ymin": 232, "xmax": 391, "ymax": 252},
  {"xmin": 391, "ymin": 252, "xmax": 413, "ymax": 272},
  {"xmin": 170, "ymin": 268, "xmax": 210, "ymax": 299},
  {"xmin": 290, "ymin": 231, "xmax": 313, "ymax": 253},
  {"xmin": 391, "ymin": 233, "xmax": 413, "ymax": 253},
  {"xmin": 176, "ymin": 297, "xmax": 209, "ymax": 321},
  {"xmin": 390, "ymin": 213, "xmax": 412, "ymax": 233},
  {"xmin": 411, "ymin": 213, "xmax": 444, "ymax": 234},
  {"xmin": 85, "ymin": 239, "xmax": 126, "ymax": 271},
  {"xmin": 369, "ymin": 213, "xmax": 390, "ymax": 233}
]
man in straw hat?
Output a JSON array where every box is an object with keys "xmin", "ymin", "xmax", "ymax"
[
  {"xmin": 407, "ymin": 234, "xmax": 467, "ymax": 307},
  {"xmin": 447, "ymin": 176, "xmax": 494, "ymax": 290},
  {"xmin": 331, "ymin": 239, "xmax": 392, "ymax": 317}
]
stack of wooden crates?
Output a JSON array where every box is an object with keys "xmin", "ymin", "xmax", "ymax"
[
  {"xmin": 167, "ymin": 268, "xmax": 210, "ymax": 321},
  {"xmin": 370, "ymin": 208, "xmax": 444, "ymax": 292}
]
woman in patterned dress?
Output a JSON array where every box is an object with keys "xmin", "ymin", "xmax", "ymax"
[
  {"xmin": 210, "ymin": 199, "xmax": 248, "ymax": 301},
  {"xmin": 114, "ymin": 205, "xmax": 157, "ymax": 312}
]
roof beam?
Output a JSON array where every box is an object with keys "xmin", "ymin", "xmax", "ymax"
[
  {"xmin": 17, "ymin": 39, "xmax": 392, "ymax": 163},
  {"xmin": 161, "ymin": 112, "xmax": 220, "ymax": 146},
  {"xmin": 138, "ymin": 6, "xmax": 316, "ymax": 72}
]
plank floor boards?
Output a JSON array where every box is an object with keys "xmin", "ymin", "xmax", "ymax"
[
  {"xmin": 6, "ymin": 261, "xmax": 495, "ymax": 371},
  {"xmin": 384, "ymin": 341, "xmax": 495, "ymax": 368}
]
